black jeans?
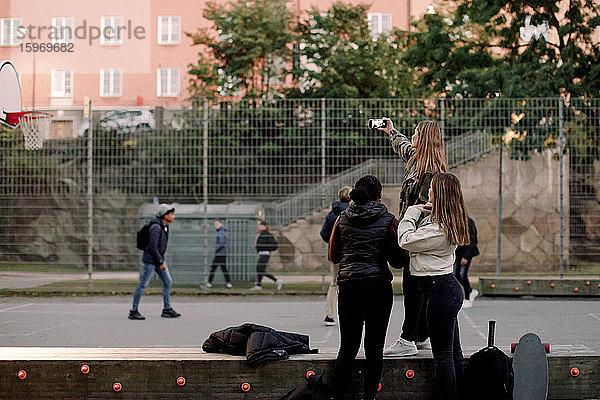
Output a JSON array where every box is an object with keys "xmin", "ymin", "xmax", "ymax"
[
  {"xmin": 333, "ymin": 278, "xmax": 393, "ymax": 400},
  {"xmin": 256, "ymin": 254, "xmax": 276, "ymax": 285},
  {"xmin": 208, "ymin": 254, "xmax": 231, "ymax": 284},
  {"xmin": 453, "ymin": 258, "xmax": 472, "ymax": 299},
  {"xmin": 417, "ymin": 273, "xmax": 465, "ymax": 400},
  {"xmin": 400, "ymin": 267, "xmax": 429, "ymax": 342}
]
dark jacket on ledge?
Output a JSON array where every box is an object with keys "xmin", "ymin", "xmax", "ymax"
[
  {"xmin": 329, "ymin": 200, "xmax": 403, "ymax": 284},
  {"xmin": 202, "ymin": 323, "xmax": 317, "ymax": 365}
]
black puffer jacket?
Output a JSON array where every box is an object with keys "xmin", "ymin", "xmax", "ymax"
[
  {"xmin": 329, "ymin": 201, "xmax": 401, "ymax": 284},
  {"xmin": 202, "ymin": 323, "xmax": 317, "ymax": 365},
  {"xmin": 142, "ymin": 217, "xmax": 168, "ymax": 266}
]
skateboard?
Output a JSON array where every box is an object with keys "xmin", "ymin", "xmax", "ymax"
[{"xmin": 512, "ymin": 333, "xmax": 549, "ymax": 400}]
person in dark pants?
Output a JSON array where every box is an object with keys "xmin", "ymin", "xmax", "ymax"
[
  {"xmin": 380, "ymin": 118, "xmax": 448, "ymax": 356},
  {"xmin": 454, "ymin": 216, "xmax": 479, "ymax": 308},
  {"xmin": 329, "ymin": 175, "xmax": 404, "ymax": 400},
  {"xmin": 206, "ymin": 220, "xmax": 233, "ymax": 289},
  {"xmin": 250, "ymin": 221, "xmax": 281, "ymax": 291},
  {"xmin": 129, "ymin": 204, "xmax": 181, "ymax": 320},
  {"xmin": 398, "ymin": 173, "xmax": 469, "ymax": 400}
]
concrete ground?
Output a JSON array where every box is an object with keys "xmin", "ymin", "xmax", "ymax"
[{"xmin": 0, "ymin": 296, "xmax": 598, "ymax": 355}]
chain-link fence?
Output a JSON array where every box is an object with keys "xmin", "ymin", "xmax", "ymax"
[{"xmin": 0, "ymin": 98, "xmax": 598, "ymax": 292}]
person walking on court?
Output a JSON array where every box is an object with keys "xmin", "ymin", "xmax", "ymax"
[
  {"xmin": 320, "ymin": 185, "xmax": 352, "ymax": 326},
  {"xmin": 398, "ymin": 173, "xmax": 469, "ymax": 400},
  {"xmin": 206, "ymin": 220, "xmax": 233, "ymax": 289},
  {"xmin": 129, "ymin": 204, "xmax": 181, "ymax": 320},
  {"xmin": 380, "ymin": 118, "xmax": 448, "ymax": 356},
  {"xmin": 250, "ymin": 221, "xmax": 281, "ymax": 291},
  {"xmin": 454, "ymin": 216, "xmax": 479, "ymax": 308},
  {"xmin": 329, "ymin": 175, "xmax": 404, "ymax": 400}
]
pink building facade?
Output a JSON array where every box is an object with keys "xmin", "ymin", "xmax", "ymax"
[{"xmin": 1, "ymin": 0, "xmax": 417, "ymax": 113}]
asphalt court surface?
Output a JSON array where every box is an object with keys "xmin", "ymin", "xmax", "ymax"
[{"xmin": 0, "ymin": 296, "xmax": 598, "ymax": 355}]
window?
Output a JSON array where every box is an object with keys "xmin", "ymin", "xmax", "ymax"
[
  {"xmin": 367, "ymin": 13, "xmax": 392, "ymax": 39},
  {"xmin": 51, "ymin": 69, "xmax": 73, "ymax": 97},
  {"xmin": 1, "ymin": 18, "xmax": 22, "ymax": 46},
  {"xmin": 51, "ymin": 17, "xmax": 74, "ymax": 44},
  {"xmin": 157, "ymin": 68, "xmax": 179, "ymax": 97},
  {"xmin": 158, "ymin": 16, "xmax": 180, "ymax": 44},
  {"xmin": 100, "ymin": 69, "xmax": 122, "ymax": 97},
  {"xmin": 101, "ymin": 16, "xmax": 123, "ymax": 45}
]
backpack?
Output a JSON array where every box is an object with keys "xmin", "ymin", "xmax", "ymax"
[
  {"xmin": 464, "ymin": 320, "xmax": 514, "ymax": 400},
  {"xmin": 279, "ymin": 373, "xmax": 331, "ymax": 400},
  {"xmin": 136, "ymin": 221, "xmax": 158, "ymax": 250}
]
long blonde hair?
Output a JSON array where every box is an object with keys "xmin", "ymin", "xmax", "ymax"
[
  {"xmin": 407, "ymin": 120, "xmax": 448, "ymax": 178},
  {"xmin": 430, "ymin": 173, "xmax": 469, "ymax": 246}
]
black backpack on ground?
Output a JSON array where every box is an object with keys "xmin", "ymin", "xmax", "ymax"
[
  {"xmin": 464, "ymin": 320, "xmax": 514, "ymax": 400},
  {"xmin": 136, "ymin": 221, "xmax": 158, "ymax": 250},
  {"xmin": 279, "ymin": 373, "xmax": 331, "ymax": 400}
]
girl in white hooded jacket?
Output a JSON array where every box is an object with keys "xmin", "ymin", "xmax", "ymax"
[{"xmin": 398, "ymin": 173, "xmax": 470, "ymax": 400}]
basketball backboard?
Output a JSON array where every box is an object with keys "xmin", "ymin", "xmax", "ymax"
[{"xmin": 0, "ymin": 60, "xmax": 22, "ymax": 127}]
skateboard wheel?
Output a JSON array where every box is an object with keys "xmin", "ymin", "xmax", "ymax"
[
  {"xmin": 405, "ymin": 369, "xmax": 415, "ymax": 379},
  {"xmin": 570, "ymin": 367, "xmax": 579, "ymax": 377},
  {"xmin": 80, "ymin": 365, "xmax": 89, "ymax": 374},
  {"xmin": 551, "ymin": 283, "xmax": 555, "ymax": 287},
  {"xmin": 305, "ymin": 370, "xmax": 315, "ymax": 379},
  {"xmin": 527, "ymin": 280, "xmax": 532, "ymax": 285},
  {"xmin": 514, "ymin": 287, "xmax": 519, "ymax": 291},
  {"xmin": 113, "ymin": 382, "xmax": 122, "ymax": 392},
  {"xmin": 544, "ymin": 343, "xmax": 550, "ymax": 353},
  {"xmin": 17, "ymin": 370, "xmax": 27, "ymax": 380},
  {"xmin": 574, "ymin": 287, "xmax": 579, "ymax": 292},
  {"xmin": 491, "ymin": 284, "xmax": 496, "ymax": 288},
  {"xmin": 510, "ymin": 343, "xmax": 517, "ymax": 353},
  {"xmin": 377, "ymin": 382, "xmax": 382, "ymax": 392},
  {"xmin": 177, "ymin": 377, "xmax": 186, "ymax": 386},
  {"xmin": 241, "ymin": 382, "xmax": 251, "ymax": 392}
]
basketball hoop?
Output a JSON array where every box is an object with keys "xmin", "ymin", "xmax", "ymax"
[{"xmin": 6, "ymin": 111, "xmax": 53, "ymax": 150}]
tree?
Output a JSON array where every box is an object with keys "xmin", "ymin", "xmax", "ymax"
[
  {"xmin": 187, "ymin": 0, "xmax": 294, "ymax": 100},
  {"xmin": 289, "ymin": 3, "xmax": 415, "ymax": 98}
]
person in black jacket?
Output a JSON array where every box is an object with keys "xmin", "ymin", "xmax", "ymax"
[
  {"xmin": 129, "ymin": 204, "xmax": 181, "ymax": 320},
  {"xmin": 454, "ymin": 216, "xmax": 480, "ymax": 308},
  {"xmin": 320, "ymin": 185, "xmax": 351, "ymax": 326},
  {"xmin": 329, "ymin": 175, "xmax": 404, "ymax": 400},
  {"xmin": 250, "ymin": 221, "xmax": 281, "ymax": 291}
]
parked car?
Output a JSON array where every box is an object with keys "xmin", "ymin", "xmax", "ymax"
[{"xmin": 78, "ymin": 109, "xmax": 156, "ymax": 136}]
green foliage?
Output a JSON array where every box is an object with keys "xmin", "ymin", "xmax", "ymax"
[{"xmin": 187, "ymin": 0, "xmax": 294, "ymax": 100}]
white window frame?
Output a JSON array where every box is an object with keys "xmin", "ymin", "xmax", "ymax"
[
  {"xmin": 1, "ymin": 18, "xmax": 23, "ymax": 47},
  {"xmin": 51, "ymin": 69, "xmax": 73, "ymax": 98},
  {"xmin": 157, "ymin": 16, "xmax": 180, "ymax": 44},
  {"xmin": 367, "ymin": 13, "xmax": 392, "ymax": 40},
  {"xmin": 100, "ymin": 68, "xmax": 122, "ymax": 97},
  {"xmin": 101, "ymin": 16, "xmax": 123, "ymax": 46},
  {"xmin": 157, "ymin": 68, "xmax": 180, "ymax": 97},
  {"xmin": 51, "ymin": 17, "xmax": 74, "ymax": 44}
]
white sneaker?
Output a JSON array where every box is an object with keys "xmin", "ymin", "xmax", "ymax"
[
  {"xmin": 383, "ymin": 338, "xmax": 418, "ymax": 357},
  {"xmin": 470, "ymin": 289, "xmax": 479, "ymax": 303},
  {"xmin": 462, "ymin": 299, "xmax": 473, "ymax": 308},
  {"xmin": 416, "ymin": 338, "xmax": 432, "ymax": 350},
  {"xmin": 249, "ymin": 285, "xmax": 263, "ymax": 291},
  {"xmin": 226, "ymin": 283, "xmax": 233, "ymax": 289},
  {"xmin": 205, "ymin": 282, "xmax": 212, "ymax": 288},
  {"xmin": 276, "ymin": 279, "xmax": 283, "ymax": 291}
]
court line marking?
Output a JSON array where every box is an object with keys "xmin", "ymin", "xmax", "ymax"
[
  {"xmin": 589, "ymin": 313, "xmax": 600, "ymax": 323},
  {"xmin": 461, "ymin": 312, "xmax": 487, "ymax": 341},
  {"xmin": 0, "ymin": 303, "xmax": 33, "ymax": 313},
  {"xmin": 0, "ymin": 320, "xmax": 14, "ymax": 325},
  {"xmin": 0, "ymin": 320, "xmax": 75, "ymax": 336}
]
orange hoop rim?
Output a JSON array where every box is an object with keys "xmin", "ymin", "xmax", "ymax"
[{"xmin": 6, "ymin": 111, "xmax": 53, "ymax": 126}]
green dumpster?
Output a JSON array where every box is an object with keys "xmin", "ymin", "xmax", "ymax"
[{"xmin": 139, "ymin": 202, "xmax": 265, "ymax": 285}]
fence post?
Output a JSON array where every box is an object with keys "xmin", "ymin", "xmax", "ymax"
[
  {"xmin": 439, "ymin": 98, "xmax": 445, "ymax": 139},
  {"xmin": 496, "ymin": 136, "xmax": 503, "ymax": 277},
  {"xmin": 559, "ymin": 98, "xmax": 565, "ymax": 278},
  {"xmin": 321, "ymin": 98, "xmax": 326, "ymax": 295},
  {"xmin": 87, "ymin": 102, "xmax": 94, "ymax": 293},
  {"xmin": 203, "ymin": 100, "xmax": 209, "ymax": 285}
]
